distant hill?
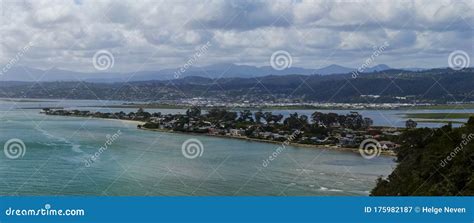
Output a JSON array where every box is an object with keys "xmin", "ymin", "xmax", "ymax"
[
  {"xmin": 0, "ymin": 63, "xmax": 406, "ymax": 82},
  {"xmin": 0, "ymin": 68, "xmax": 472, "ymax": 103}
]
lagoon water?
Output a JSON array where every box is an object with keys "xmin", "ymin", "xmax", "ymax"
[{"xmin": 1, "ymin": 98, "xmax": 453, "ymax": 196}]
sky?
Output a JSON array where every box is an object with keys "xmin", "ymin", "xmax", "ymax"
[{"xmin": 0, "ymin": 0, "xmax": 473, "ymax": 73}]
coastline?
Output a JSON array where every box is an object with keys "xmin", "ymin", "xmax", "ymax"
[
  {"xmin": 51, "ymin": 114, "xmax": 147, "ymax": 126},
  {"xmin": 138, "ymin": 127, "xmax": 396, "ymax": 157},
  {"xmin": 42, "ymin": 113, "xmax": 397, "ymax": 157},
  {"xmin": 103, "ymin": 118, "xmax": 146, "ymax": 125}
]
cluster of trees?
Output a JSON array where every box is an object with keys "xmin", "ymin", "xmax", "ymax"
[
  {"xmin": 371, "ymin": 117, "xmax": 474, "ymax": 196},
  {"xmin": 142, "ymin": 106, "xmax": 374, "ymax": 135},
  {"xmin": 311, "ymin": 111, "xmax": 373, "ymax": 129},
  {"xmin": 405, "ymin": 119, "xmax": 418, "ymax": 129},
  {"xmin": 198, "ymin": 107, "xmax": 373, "ymax": 131},
  {"xmin": 201, "ymin": 108, "xmax": 374, "ymax": 130}
]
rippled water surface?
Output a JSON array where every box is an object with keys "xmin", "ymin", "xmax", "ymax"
[{"xmin": 1, "ymin": 99, "xmax": 400, "ymax": 195}]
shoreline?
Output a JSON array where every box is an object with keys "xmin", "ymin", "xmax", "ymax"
[
  {"xmin": 138, "ymin": 127, "xmax": 396, "ymax": 157},
  {"xmin": 47, "ymin": 114, "xmax": 147, "ymax": 125},
  {"xmin": 102, "ymin": 118, "xmax": 146, "ymax": 125},
  {"xmin": 42, "ymin": 113, "xmax": 397, "ymax": 157}
]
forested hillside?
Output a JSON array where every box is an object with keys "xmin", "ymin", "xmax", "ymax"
[{"xmin": 371, "ymin": 117, "xmax": 474, "ymax": 196}]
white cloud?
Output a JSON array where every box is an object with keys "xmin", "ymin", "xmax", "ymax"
[{"xmin": 0, "ymin": 0, "xmax": 472, "ymax": 72}]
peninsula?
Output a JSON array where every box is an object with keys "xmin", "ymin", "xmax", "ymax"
[{"xmin": 41, "ymin": 107, "xmax": 406, "ymax": 156}]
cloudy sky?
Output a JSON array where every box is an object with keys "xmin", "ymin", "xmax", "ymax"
[{"xmin": 0, "ymin": 0, "xmax": 473, "ymax": 73}]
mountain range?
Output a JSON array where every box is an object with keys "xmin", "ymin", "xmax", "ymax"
[
  {"xmin": 1, "ymin": 68, "xmax": 472, "ymax": 103},
  {"xmin": 0, "ymin": 63, "xmax": 425, "ymax": 82}
]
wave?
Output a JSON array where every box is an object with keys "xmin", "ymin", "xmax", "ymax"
[
  {"xmin": 71, "ymin": 145, "xmax": 83, "ymax": 153},
  {"xmin": 296, "ymin": 168, "xmax": 314, "ymax": 173},
  {"xmin": 35, "ymin": 127, "xmax": 82, "ymax": 153}
]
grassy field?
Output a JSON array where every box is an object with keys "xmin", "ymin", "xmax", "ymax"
[
  {"xmin": 405, "ymin": 113, "xmax": 474, "ymax": 119},
  {"xmin": 414, "ymin": 119, "xmax": 466, "ymax": 124},
  {"xmin": 0, "ymin": 98, "xmax": 56, "ymax": 103},
  {"xmin": 412, "ymin": 104, "xmax": 474, "ymax": 109}
]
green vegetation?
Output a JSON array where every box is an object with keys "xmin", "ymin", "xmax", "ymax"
[
  {"xmin": 412, "ymin": 104, "xmax": 474, "ymax": 110},
  {"xmin": 405, "ymin": 113, "xmax": 473, "ymax": 119},
  {"xmin": 415, "ymin": 120, "xmax": 465, "ymax": 124},
  {"xmin": 371, "ymin": 117, "xmax": 474, "ymax": 196},
  {"xmin": 0, "ymin": 98, "xmax": 55, "ymax": 103}
]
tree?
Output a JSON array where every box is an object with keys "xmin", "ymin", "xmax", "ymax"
[
  {"xmin": 135, "ymin": 108, "xmax": 151, "ymax": 119},
  {"xmin": 283, "ymin": 113, "xmax": 299, "ymax": 129},
  {"xmin": 263, "ymin": 112, "xmax": 273, "ymax": 124},
  {"xmin": 272, "ymin": 114, "xmax": 284, "ymax": 123},
  {"xmin": 311, "ymin": 112, "xmax": 324, "ymax": 126},
  {"xmin": 405, "ymin": 119, "xmax": 417, "ymax": 129},
  {"xmin": 238, "ymin": 110, "xmax": 254, "ymax": 122},
  {"xmin": 467, "ymin": 116, "xmax": 474, "ymax": 127},
  {"xmin": 224, "ymin": 111, "xmax": 238, "ymax": 122},
  {"xmin": 255, "ymin": 111, "xmax": 263, "ymax": 124},
  {"xmin": 186, "ymin": 106, "xmax": 201, "ymax": 118},
  {"xmin": 283, "ymin": 113, "xmax": 308, "ymax": 130},
  {"xmin": 371, "ymin": 123, "xmax": 474, "ymax": 196},
  {"xmin": 363, "ymin": 117, "xmax": 374, "ymax": 129}
]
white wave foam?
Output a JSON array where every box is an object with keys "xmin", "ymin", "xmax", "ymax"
[
  {"xmin": 35, "ymin": 127, "xmax": 82, "ymax": 153},
  {"xmin": 296, "ymin": 168, "xmax": 314, "ymax": 173},
  {"xmin": 71, "ymin": 145, "xmax": 83, "ymax": 153}
]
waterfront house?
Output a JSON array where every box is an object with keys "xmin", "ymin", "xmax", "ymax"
[
  {"xmin": 379, "ymin": 141, "xmax": 398, "ymax": 150},
  {"xmin": 229, "ymin": 129, "xmax": 245, "ymax": 137}
]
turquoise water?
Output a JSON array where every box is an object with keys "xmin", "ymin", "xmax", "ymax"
[{"xmin": 0, "ymin": 99, "xmax": 399, "ymax": 196}]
